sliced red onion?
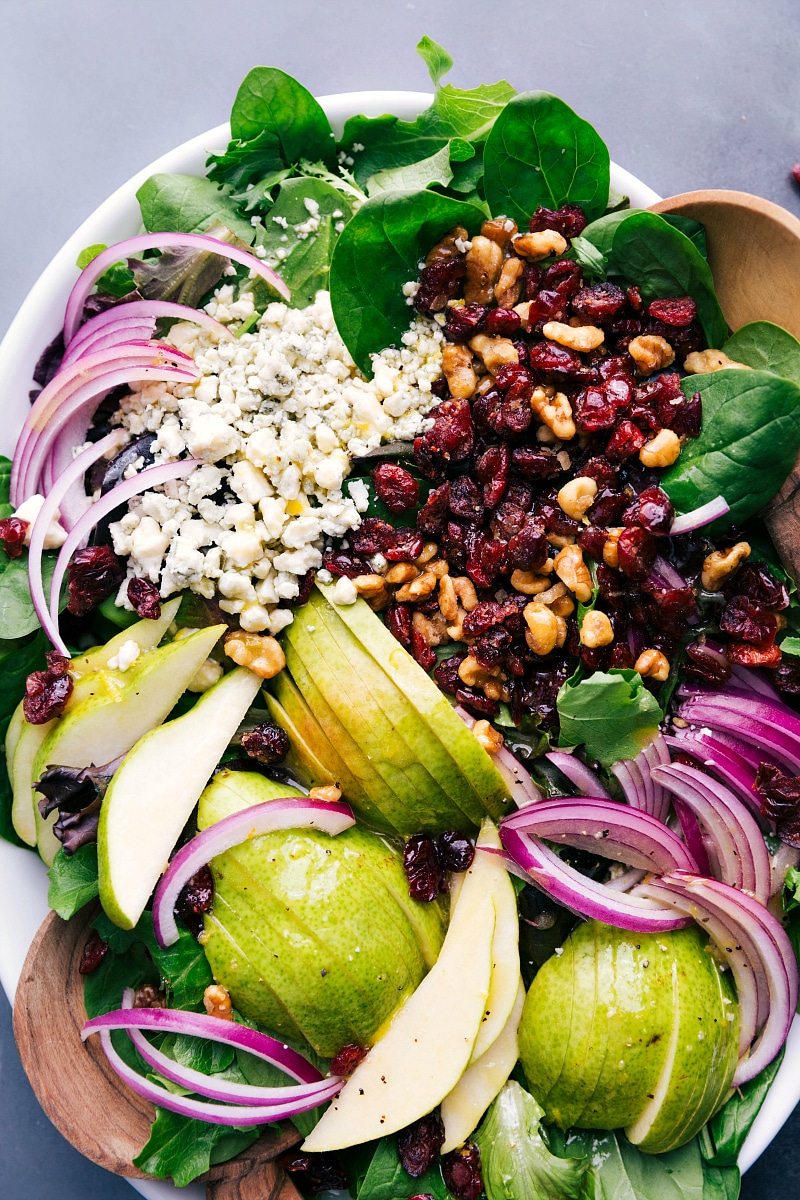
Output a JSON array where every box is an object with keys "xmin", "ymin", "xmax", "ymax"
[
  {"xmin": 667, "ymin": 732, "xmax": 770, "ymax": 819},
  {"xmin": 61, "ymin": 323, "xmax": 157, "ymax": 367},
  {"xmin": 64, "ymin": 233, "xmax": 290, "ymax": 343},
  {"xmin": 153, "ymin": 797, "xmax": 355, "ymax": 948},
  {"xmin": 27, "ymin": 430, "xmax": 128, "ymax": 654},
  {"xmin": 729, "ymin": 662, "xmax": 781, "ymax": 700},
  {"xmin": 611, "ymin": 757, "xmax": 648, "ymax": 812},
  {"xmin": 545, "ymin": 751, "xmax": 611, "ymax": 799},
  {"xmin": 499, "ymin": 825, "xmax": 689, "ymax": 932},
  {"xmin": 47, "ymin": 459, "xmax": 200, "ymax": 635},
  {"xmin": 676, "ymin": 700, "xmax": 800, "ymax": 773},
  {"xmin": 65, "ymin": 298, "xmax": 234, "ymax": 356},
  {"xmin": 669, "ymin": 495, "xmax": 730, "ymax": 535},
  {"xmin": 672, "ymin": 797, "xmax": 712, "ymax": 877},
  {"xmin": 674, "ymin": 725, "xmax": 779, "ymax": 773},
  {"xmin": 640, "ymin": 734, "xmax": 671, "ymax": 823},
  {"xmin": 680, "ymin": 688, "xmax": 800, "ymax": 746},
  {"xmin": 604, "ymin": 867, "xmax": 647, "ymax": 893},
  {"xmin": 502, "ymin": 797, "xmax": 697, "ymax": 873},
  {"xmin": 650, "ymin": 555, "xmax": 688, "ymax": 590}
]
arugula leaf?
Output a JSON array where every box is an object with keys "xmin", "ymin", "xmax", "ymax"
[
  {"xmin": 254, "ymin": 176, "xmax": 353, "ymax": 308},
  {"xmin": 329, "ymin": 189, "xmax": 484, "ymax": 375},
  {"xmin": 133, "ymin": 1107, "xmax": 259, "ymax": 1187},
  {"xmin": 367, "ymin": 144, "xmax": 454, "ymax": 197},
  {"xmin": 605, "ymin": 212, "xmax": 727, "ymax": 348},
  {"xmin": 353, "ymin": 1134, "xmax": 449, "ymax": 1200},
  {"xmin": 702, "ymin": 1050, "xmax": 785, "ymax": 1167},
  {"xmin": 0, "ymin": 551, "xmax": 62, "ymax": 639},
  {"xmin": 661, "ymin": 370, "xmax": 800, "ymax": 528},
  {"xmin": 46, "ymin": 844, "xmax": 99, "ymax": 918},
  {"xmin": 556, "ymin": 669, "xmax": 663, "ymax": 766},
  {"xmin": 207, "ymin": 67, "xmax": 335, "ymax": 191},
  {"xmin": 474, "ymin": 1081, "xmax": 585, "ymax": 1199},
  {"xmin": 722, "ymin": 321, "xmax": 800, "ymax": 386},
  {"xmin": 483, "ymin": 91, "xmax": 610, "ymax": 226},
  {"xmin": 136, "ymin": 174, "xmax": 257, "ymax": 242}
]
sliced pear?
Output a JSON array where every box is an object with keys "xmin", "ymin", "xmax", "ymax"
[
  {"xmin": 71, "ymin": 597, "xmax": 181, "ymax": 675},
  {"xmin": 99, "ymin": 666, "xmax": 262, "ymax": 929},
  {"xmin": 302, "ymin": 844, "xmax": 497, "ymax": 1152},
  {"xmin": 470, "ymin": 822, "xmax": 521, "ymax": 1064},
  {"xmin": 441, "ymin": 980, "xmax": 525, "ymax": 1153},
  {"xmin": 5, "ymin": 701, "xmax": 25, "ymax": 764},
  {"xmin": 8, "ymin": 704, "xmax": 46, "ymax": 846}
]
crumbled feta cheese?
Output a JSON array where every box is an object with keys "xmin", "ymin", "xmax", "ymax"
[
  {"xmin": 332, "ymin": 576, "xmax": 358, "ymax": 605},
  {"xmin": 13, "ymin": 494, "xmax": 68, "ymax": 549},
  {"xmin": 108, "ymin": 640, "xmax": 141, "ymax": 672}
]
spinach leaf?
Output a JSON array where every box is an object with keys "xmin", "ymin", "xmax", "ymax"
[
  {"xmin": 661, "ymin": 370, "xmax": 800, "ymax": 528},
  {"xmin": 137, "ymin": 921, "xmax": 214, "ymax": 1009},
  {"xmin": 581, "ymin": 210, "xmax": 708, "ymax": 269},
  {"xmin": 475, "ymin": 1081, "xmax": 585, "ymax": 1200},
  {"xmin": 75, "ymin": 244, "xmax": 136, "ymax": 297},
  {"xmin": 137, "ymin": 174, "xmax": 257, "ymax": 242},
  {"xmin": 568, "ymin": 235, "xmax": 607, "ymax": 280},
  {"xmin": 329, "ymin": 190, "xmax": 485, "ymax": 375},
  {"xmin": 366, "ymin": 143, "xmax": 454, "ymax": 197},
  {"xmin": 661, "ymin": 213, "xmax": 708, "ymax": 259},
  {"xmin": 702, "ymin": 1050, "xmax": 785, "ymax": 1167},
  {"xmin": 606, "ymin": 212, "xmax": 727, "ymax": 347},
  {"xmin": 158, "ymin": 1030, "xmax": 235, "ymax": 1077},
  {"xmin": 0, "ymin": 630, "xmax": 45, "ymax": 729},
  {"xmin": 46, "ymin": 844, "xmax": 99, "ymax": 918},
  {"xmin": 83, "ymin": 938, "xmax": 157, "ymax": 1018},
  {"xmin": 208, "ymin": 67, "xmax": 335, "ymax": 191},
  {"xmin": 0, "ymin": 456, "xmax": 11, "ymax": 507},
  {"xmin": 0, "ymin": 551, "xmax": 62, "ymax": 639},
  {"xmin": 254, "ymin": 177, "xmax": 353, "ymax": 308},
  {"xmin": 133, "ymin": 1107, "xmax": 259, "ymax": 1187},
  {"xmin": 556, "ymin": 669, "xmax": 663, "ymax": 766},
  {"xmin": 483, "ymin": 92, "xmax": 610, "ymax": 226},
  {"xmin": 353, "ymin": 1134, "xmax": 449, "ymax": 1200},
  {"xmin": 723, "ymin": 321, "xmax": 800, "ymax": 386}
]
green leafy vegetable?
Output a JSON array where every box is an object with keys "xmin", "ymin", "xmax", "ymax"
[
  {"xmin": 83, "ymin": 937, "xmax": 157, "ymax": 1019},
  {"xmin": 0, "ymin": 551, "xmax": 63, "ymax": 639},
  {"xmin": 329, "ymin": 189, "xmax": 484, "ymax": 375},
  {"xmin": 207, "ymin": 67, "xmax": 335, "ymax": 191},
  {"xmin": 722, "ymin": 321, "xmax": 800, "ymax": 386},
  {"xmin": 366, "ymin": 143, "xmax": 455, "ymax": 197},
  {"xmin": 137, "ymin": 921, "xmax": 214, "ymax": 1010},
  {"xmin": 475, "ymin": 1081, "xmax": 585, "ymax": 1199},
  {"xmin": 350, "ymin": 1134, "xmax": 449, "ymax": 1200},
  {"xmin": 781, "ymin": 636, "xmax": 800, "ymax": 658},
  {"xmin": 661, "ymin": 370, "xmax": 800, "ymax": 528},
  {"xmin": 136, "ymin": 174, "xmax": 257, "ymax": 242},
  {"xmin": 46, "ymin": 844, "xmax": 100, "ymax": 918},
  {"xmin": 556, "ymin": 669, "xmax": 663, "ymax": 766},
  {"xmin": 253, "ymin": 176, "xmax": 353, "ymax": 308},
  {"xmin": 581, "ymin": 210, "xmax": 707, "ymax": 268},
  {"xmin": 133, "ymin": 1107, "xmax": 259, "ymax": 1187},
  {"xmin": 416, "ymin": 34, "xmax": 453, "ymax": 86},
  {"xmin": 75, "ymin": 244, "xmax": 136, "ymax": 297},
  {"xmin": 701, "ymin": 1050, "xmax": 785, "ymax": 1168},
  {"xmin": 483, "ymin": 91, "xmax": 611, "ymax": 226},
  {"xmin": 605, "ymin": 212, "xmax": 727, "ymax": 347}
]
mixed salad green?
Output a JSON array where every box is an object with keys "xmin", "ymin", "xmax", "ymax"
[{"xmin": 4, "ymin": 35, "xmax": 800, "ymax": 1200}]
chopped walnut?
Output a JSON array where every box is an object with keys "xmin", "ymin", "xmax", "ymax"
[
  {"xmin": 309, "ymin": 784, "xmax": 343, "ymax": 803},
  {"xmin": 684, "ymin": 348, "xmax": 751, "ymax": 374},
  {"xmin": 469, "ymin": 334, "xmax": 519, "ymax": 373},
  {"xmin": 353, "ymin": 574, "xmax": 389, "ymax": 599},
  {"xmin": 494, "ymin": 256, "xmax": 525, "ymax": 308},
  {"xmin": 481, "ymin": 216, "xmax": 518, "ymax": 247},
  {"xmin": 384, "ymin": 562, "xmax": 420, "ymax": 585},
  {"xmin": 628, "ymin": 334, "xmax": 675, "ymax": 375},
  {"xmin": 510, "ymin": 568, "xmax": 550, "ymax": 596},
  {"xmin": 557, "ymin": 476, "xmax": 598, "ymax": 520},
  {"xmin": 581, "ymin": 610, "xmax": 614, "ymax": 648},
  {"xmin": 425, "ymin": 225, "xmax": 469, "ymax": 266},
  {"xmin": 635, "ymin": 647, "xmax": 670, "ymax": 681},
  {"xmin": 464, "ymin": 235, "xmax": 504, "ymax": 303},
  {"xmin": 395, "ymin": 571, "xmax": 437, "ymax": 602},
  {"xmin": 701, "ymin": 541, "xmax": 751, "ymax": 591},
  {"xmin": 203, "ymin": 983, "xmax": 233, "ymax": 1021},
  {"xmin": 550, "ymin": 594, "xmax": 575, "ymax": 617},
  {"xmin": 412, "ymin": 609, "xmax": 449, "ymax": 647},
  {"xmin": 553, "ymin": 544, "xmax": 593, "ymax": 603},
  {"xmin": 542, "ymin": 321, "xmax": 605, "ymax": 352},
  {"xmin": 224, "ymin": 632, "xmax": 285, "ymax": 679},
  {"xmin": 531, "ymin": 386, "xmax": 576, "ymax": 440},
  {"xmin": 536, "ymin": 580, "xmax": 568, "ymax": 607},
  {"xmin": 639, "ymin": 428, "xmax": 681, "ymax": 467},
  {"xmin": 452, "ymin": 576, "xmax": 479, "ymax": 611},
  {"xmin": 415, "ymin": 541, "xmax": 439, "ymax": 565},
  {"xmin": 442, "ymin": 343, "xmax": 477, "ymax": 399},
  {"xmin": 472, "ymin": 719, "xmax": 504, "ymax": 753},
  {"xmin": 524, "ymin": 603, "xmax": 559, "ymax": 656},
  {"xmin": 458, "ymin": 655, "xmax": 502, "ymax": 688},
  {"xmin": 438, "ymin": 574, "xmax": 459, "ymax": 621},
  {"xmin": 133, "ymin": 985, "xmax": 167, "ymax": 1009},
  {"xmin": 512, "ymin": 230, "xmax": 568, "ymax": 260},
  {"xmin": 603, "ymin": 528, "xmax": 623, "ymax": 570}
]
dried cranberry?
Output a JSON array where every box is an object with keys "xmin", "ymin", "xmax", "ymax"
[
  {"xmin": 414, "ymin": 398, "xmax": 474, "ymax": 477},
  {"xmin": 403, "ymin": 834, "xmax": 443, "ymax": 901},
  {"xmin": 617, "ymin": 527, "xmax": 657, "ymax": 580},
  {"xmin": 23, "ymin": 652, "xmax": 74, "ymax": 724},
  {"xmin": 350, "ymin": 517, "xmax": 394, "ymax": 556},
  {"xmin": 579, "ymin": 455, "xmax": 618, "ymax": 486},
  {"xmin": 448, "ymin": 476, "xmax": 484, "ymax": 522},
  {"xmin": 434, "ymin": 652, "xmax": 466, "ymax": 696},
  {"xmin": 648, "ymin": 296, "xmax": 697, "ymax": 327},
  {"xmin": 442, "ymin": 1143, "xmax": 484, "ymax": 1200},
  {"xmin": 461, "ymin": 601, "xmax": 502, "ymax": 636},
  {"xmin": 454, "ymin": 685, "xmax": 499, "ymax": 718},
  {"xmin": 524, "ymin": 263, "xmax": 544, "ymax": 300},
  {"xmin": 508, "ymin": 516, "xmax": 548, "ymax": 571},
  {"xmin": 241, "ymin": 722, "xmax": 289, "ymax": 763},
  {"xmin": 754, "ymin": 763, "xmax": 800, "ymax": 819},
  {"xmin": 728, "ymin": 563, "xmax": 790, "ymax": 610},
  {"xmin": 415, "ymin": 257, "xmax": 466, "ymax": 316},
  {"xmin": 626, "ymin": 285, "xmax": 644, "ymax": 312},
  {"xmin": 443, "ymin": 519, "xmax": 471, "ymax": 571},
  {"xmin": 383, "ymin": 528, "xmax": 425, "ymax": 562},
  {"xmin": 513, "ymin": 339, "xmax": 530, "ymax": 366},
  {"xmin": 573, "ymin": 377, "xmax": 631, "ymax": 432},
  {"xmin": 410, "ymin": 628, "xmax": 436, "ymax": 671},
  {"xmin": 605, "ymin": 420, "xmax": 644, "ymax": 463},
  {"xmin": 609, "ymin": 643, "xmax": 636, "ymax": 669},
  {"xmin": 671, "ymin": 391, "xmax": 702, "ymax": 439},
  {"xmin": 386, "ymin": 602, "xmax": 413, "ymax": 649},
  {"xmin": 484, "ymin": 307, "xmax": 522, "ymax": 337},
  {"xmin": 323, "ymin": 550, "xmax": 370, "ymax": 578},
  {"xmin": 589, "ymin": 485, "xmax": 629, "ymax": 526},
  {"xmin": 775, "ymin": 661, "xmax": 800, "ymax": 695},
  {"xmin": 495, "ymin": 365, "xmax": 533, "ymax": 394},
  {"xmin": 444, "ymin": 303, "xmax": 489, "ymax": 342},
  {"xmin": 579, "ymin": 526, "xmax": 608, "ymax": 560},
  {"xmin": 528, "ymin": 339, "xmax": 586, "ymax": 382},
  {"xmin": 475, "ymin": 444, "xmax": 509, "ymax": 508},
  {"xmin": 637, "ymin": 486, "xmax": 674, "ymax": 536},
  {"xmin": 0, "ymin": 516, "xmax": 29, "ymax": 559},
  {"xmin": 473, "ymin": 625, "xmax": 511, "ymax": 669},
  {"xmin": 490, "ymin": 499, "xmax": 527, "ymax": 542},
  {"xmin": 67, "ymin": 545, "xmax": 127, "ymax": 616},
  {"xmin": 436, "ymin": 830, "xmax": 475, "ymax": 872},
  {"xmin": 529, "ymin": 204, "xmax": 587, "ymax": 240},
  {"xmin": 630, "ymin": 404, "xmax": 661, "ymax": 437},
  {"xmin": 684, "ymin": 641, "xmax": 733, "ymax": 684},
  {"xmin": 330, "ymin": 1043, "xmax": 369, "ymax": 1077},
  {"xmin": 475, "ymin": 382, "xmax": 532, "ymax": 438},
  {"xmin": 397, "ymin": 1112, "xmax": 445, "ymax": 1177},
  {"xmin": 598, "ymin": 355, "xmax": 636, "ymax": 383},
  {"xmin": 175, "ymin": 865, "xmax": 214, "ymax": 938},
  {"xmin": 720, "ymin": 597, "xmax": 778, "ymax": 645},
  {"xmin": 511, "ymin": 446, "xmax": 564, "ymax": 479},
  {"xmin": 545, "ymin": 258, "xmax": 584, "ymax": 298},
  {"xmin": 79, "ymin": 931, "xmax": 109, "ymax": 975},
  {"xmin": 277, "ymin": 1152, "xmax": 348, "ymax": 1196},
  {"xmin": 572, "ymin": 282, "xmax": 627, "ymax": 323},
  {"xmin": 526, "ymin": 289, "xmax": 568, "ymax": 330},
  {"xmin": 726, "ymin": 641, "xmax": 782, "ymax": 667},
  {"xmin": 417, "ymin": 482, "xmax": 450, "ymax": 535},
  {"xmin": 466, "ymin": 532, "xmax": 506, "ymax": 588},
  {"xmin": 126, "ymin": 576, "xmax": 161, "ymax": 620},
  {"xmin": 371, "ymin": 462, "xmax": 420, "ymax": 514}
]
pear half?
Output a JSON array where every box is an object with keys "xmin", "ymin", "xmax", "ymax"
[
  {"xmin": 302, "ymin": 841, "xmax": 497, "ymax": 1152},
  {"xmin": 98, "ymin": 666, "xmax": 262, "ymax": 928}
]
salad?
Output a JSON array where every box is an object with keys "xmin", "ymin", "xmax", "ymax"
[{"xmin": 4, "ymin": 35, "xmax": 800, "ymax": 1200}]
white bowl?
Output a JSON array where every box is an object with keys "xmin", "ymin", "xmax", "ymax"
[{"xmin": 0, "ymin": 91, "xmax": 788, "ymax": 1197}]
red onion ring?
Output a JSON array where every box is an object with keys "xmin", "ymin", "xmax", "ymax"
[
  {"xmin": 501, "ymin": 797, "xmax": 697, "ymax": 873},
  {"xmin": 671, "ymin": 798, "xmax": 712, "ymax": 877},
  {"xmin": 676, "ymin": 700, "xmax": 800, "ymax": 773},
  {"xmin": 63, "ymin": 233, "xmax": 290, "ymax": 343},
  {"xmin": 669, "ymin": 495, "xmax": 730, "ymax": 535},
  {"xmin": 665, "ymin": 731, "xmax": 764, "ymax": 817},
  {"xmin": 62, "ymin": 321, "xmax": 157, "ymax": 367},
  {"xmin": 545, "ymin": 751, "xmax": 611, "ymax": 798},
  {"xmin": 65, "ymin": 298, "xmax": 234, "ymax": 357},
  {"xmin": 152, "ymin": 797, "xmax": 355, "ymax": 948}
]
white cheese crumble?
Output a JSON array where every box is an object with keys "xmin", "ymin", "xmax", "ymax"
[
  {"xmin": 107, "ymin": 639, "xmax": 141, "ymax": 672},
  {"xmin": 109, "ymin": 289, "xmax": 441, "ymax": 633},
  {"xmin": 12, "ymin": 494, "xmax": 67, "ymax": 549}
]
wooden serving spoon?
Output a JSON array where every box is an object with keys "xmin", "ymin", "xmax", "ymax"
[
  {"xmin": 13, "ymin": 904, "xmax": 304, "ymax": 1199},
  {"xmin": 651, "ymin": 189, "xmax": 800, "ymax": 583}
]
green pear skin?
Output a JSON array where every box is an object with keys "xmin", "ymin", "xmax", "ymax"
[{"xmin": 198, "ymin": 771, "xmax": 446, "ymax": 1056}]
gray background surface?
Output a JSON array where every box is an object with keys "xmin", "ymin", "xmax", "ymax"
[{"xmin": 1, "ymin": 0, "xmax": 800, "ymax": 1196}]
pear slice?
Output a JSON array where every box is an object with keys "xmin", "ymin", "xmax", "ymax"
[
  {"xmin": 469, "ymin": 822, "xmax": 521, "ymax": 1064},
  {"xmin": 441, "ymin": 980, "xmax": 525, "ymax": 1153},
  {"xmin": 98, "ymin": 666, "xmax": 262, "ymax": 929},
  {"xmin": 5, "ymin": 701, "xmax": 25, "ymax": 764},
  {"xmin": 302, "ymin": 843, "xmax": 497, "ymax": 1152},
  {"xmin": 71, "ymin": 597, "xmax": 182, "ymax": 675}
]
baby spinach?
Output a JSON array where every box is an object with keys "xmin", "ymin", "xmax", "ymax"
[
  {"xmin": 701, "ymin": 1051, "xmax": 784, "ymax": 1168},
  {"xmin": 556, "ymin": 669, "xmax": 663, "ymax": 766},
  {"xmin": 136, "ymin": 174, "xmax": 257, "ymax": 243},
  {"xmin": 483, "ymin": 91, "xmax": 610, "ymax": 226},
  {"xmin": 351, "ymin": 1134, "xmax": 449, "ymax": 1200},
  {"xmin": 133, "ymin": 1107, "xmax": 260, "ymax": 1188},
  {"xmin": 366, "ymin": 143, "xmax": 454, "ymax": 197},
  {"xmin": 329, "ymin": 189, "xmax": 484, "ymax": 375},
  {"xmin": 723, "ymin": 321, "xmax": 800, "ymax": 386},
  {"xmin": 0, "ymin": 550, "xmax": 61, "ymax": 639},
  {"xmin": 253, "ymin": 177, "xmax": 353, "ymax": 308},
  {"xmin": 606, "ymin": 212, "xmax": 727, "ymax": 347},
  {"xmin": 46, "ymin": 844, "xmax": 100, "ymax": 918},
  {"xmin": 661, "ymin": 369, "xmax": 800, "ymax": 528},
  {"xmin": 581, "ymin": 210, "xmax": 707, "ymax": 264},
  {"xmin": 208, "ymin": 66, "xmax": 335, "ymax": 191}
]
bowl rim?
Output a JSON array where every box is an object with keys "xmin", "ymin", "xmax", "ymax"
[{"xmin": 0, "ymin": 88, "xmax": 789, "ymax": 1195}]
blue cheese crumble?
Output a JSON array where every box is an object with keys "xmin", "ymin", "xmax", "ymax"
[{"xmin": 109, "ymin": 289, "xmax": 441, "ymax": 635}]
